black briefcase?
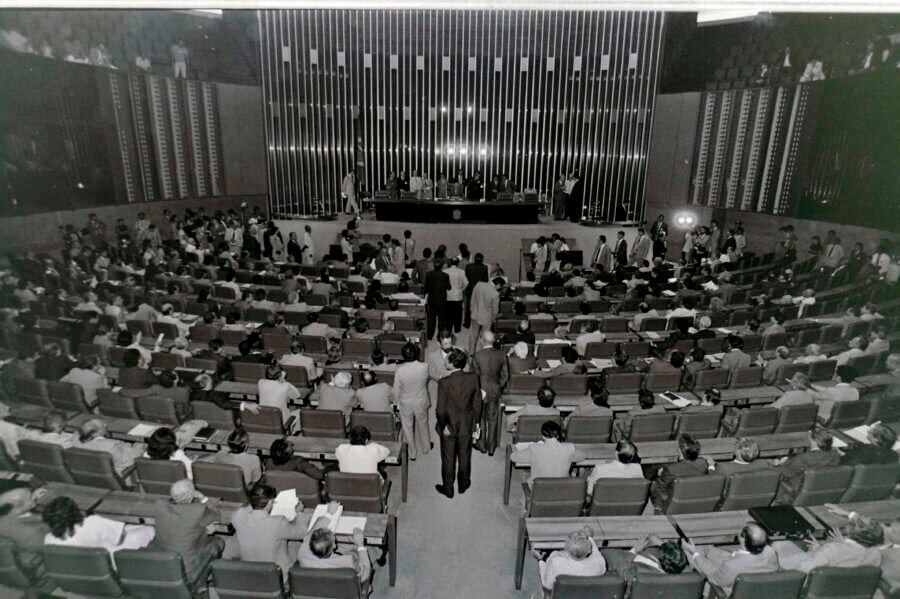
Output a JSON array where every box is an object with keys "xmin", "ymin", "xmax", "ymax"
[{"xmin": 748, "ymin": 506, "xmax": 816, "ymax": 539}]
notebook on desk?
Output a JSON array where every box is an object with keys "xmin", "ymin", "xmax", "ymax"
[{"xmin": 749, "ymin": 506, "xmax": 815, "ymax": 539}]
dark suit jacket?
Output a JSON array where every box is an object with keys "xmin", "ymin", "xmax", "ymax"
[
  {"xmin": 614, "ymin": 238, "xmax": 628, "ymax": 265},
  {"xmin": 424, "ymin": 269, "xmax": 451, "ymax": 305},
  {"xmin": 436, "ymin": 370, "xmax": 482, "ymax": 438},
  {"xmin": 473, "ymin": 348, "xmax": 509, "ymax": 398},
  {"xmin": 152, "ymin": 500, "xmax": 221, "ymax": 574},
  {"xmin": 319, "ymin": 306, "xmax": 350, "ymax": 328},
  {"xmin": 840, "ymin": 445, "xmax": 899, "ymax": 466},
  {"xmin": 464, "ymin": 262, "xmax": 489, "ymax": 292},
  {"xmin": 508, "ymin": 355, "xmax": 537, "ymax": 374},
  {"xmin": 775, "ymin": 449, "xmax": 841, "ymax": 504},
  {"xmin": 118, "ymin": 366, "xmax": 158, "ymax": 390},
  {"xmin": 196, "ymin": 350, "xmax": 232, "ymax": 378},
  {"xmin": 651, "ymin": 459, "xmax": 708, "ymax": 510}
]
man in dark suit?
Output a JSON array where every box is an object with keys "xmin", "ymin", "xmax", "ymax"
[
  {"xmin": 649, "ymin": 434, "xmax": 708, "ymax": 512},
  {"xmin": 435, "ymin": 348, "xmax": 482, "ymax": 498},
  {"xmin": 424, "ymin": 257, "xmax": 451, "ymax": 341},
  {"xmin": 649, "ymin": 215, "xmax": 668, "ymax": 241},
  {"xmin": 463, "ymin": 253, "xmax": 490, "ymax": 328},
  {"xmin": 567, "ymin": 172, "xmax": 584, "ymax": 223},
  {"xmin": 614, "ymin": 231, "xmax": 628, "ymax": 267},
  {"xmin": 772, "ymin": 427, "xmax": 840, "ymax": 505},
  {"xmin": 152, "ymin": 479, "xmax": 225, "ymax": 575},
  {"xmin": 473, "ymin": 331, "xmax": 509, "ymax": 456}
]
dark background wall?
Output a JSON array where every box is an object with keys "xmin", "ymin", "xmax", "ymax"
[
  {"xmin": 643, "ymin": 91, "xmax": 899, "ymax": 260},
  {"xmin": 218, "ymin": 83, "xmax": 267, "ymax": 197}
]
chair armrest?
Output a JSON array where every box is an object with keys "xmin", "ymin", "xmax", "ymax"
[
  {"xmin": 381, "ymin": 479, "xmax": 392, "ymax": 506},
  {"xmin": 284, "ymin": 415, "xmax": 297, "ymax": 434},
  {"xmin": 522, "ymin": 482, "xmax": 532, "ymax": 515}
]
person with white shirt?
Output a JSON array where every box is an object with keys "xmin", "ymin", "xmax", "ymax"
[
  {"xmin": 157, "ymin": 303, "xmax": 192, "ymax": 338},
  {"xmin": 792, "ymin": 288, "xmax": 817, "ymax": 317},
  {"xmin": 538, "ymin": 526, "xmax": 607, "ymax": 594},
  {"xmin": 510, "ymin": 420, "xmax": 586, "ymax": 487},
  {"xmin": 794, "ymin": 343, "xmax": 828, "ymax": 364},
  {"xmin": 444, "ymin": 257, "xmax": 468, "ymax": 334},
  {"xmin": 42, "ymin": 496, "xmax": 155, "ymax": 554},
  {"xmin": 810, "ymin": 365, "xmax": 860, "ymax": 421},
  {"xmin": 833, "ymin": 336, "xmax": 867, "ymax": 366},
  {"xmin": 335, "ymin": 425, "xmax": 390, "ymax": 475},
  {"xmin": 254, "ymin": 363, "xmax": 302, "ymax": 427},
  {"xmin": 59, "ymin": 355, "xmax": 108, "ymax": 409},
  {"xmin": 279, "ymin": 340, "xmax": 321, "ymax": 381},
  {"xmin": 585, "ymin": 440, "xmax": 644, "ymax": 498},
  {"xmin": 867, "ymin": 326, "xmax": 889, "ymax": 354},
  {"xmin": 574, "ymin": 320, "xmax": 606, "ymax": 357}
]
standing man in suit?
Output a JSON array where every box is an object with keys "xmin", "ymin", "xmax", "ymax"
[
  {"xmin": 424, "ymin": 257, "xmax": 451, "ymax": 340},
  {"xmin": 463, "ymin": 253, "xmax": 489, "ymax": 328},
  {"xmin": 435, "ymin": 348, "xmax": 482, "ymax": 498},
  {"xmin": 341, "ymin": 171, "xmax": 358, "ymax": 215},
  {"xmin": 614, "ymin": 231, "xmax": 628, "ymax": 267},
  {"xmin": 649, "ymin": 215, "xmax": 668, "ymax": 242},
  {"xmin": 630, "ymin": 228, "xmax": 652, "ymax": 267},
  {"xmin": 468, "ymin": 277, "xmax": 501, "ymax": 356},
  {"xmin": 592, "ymin": 235, "xmax": 614, "ymax": 273},
  {"xmin": 473, "ymin": 331, "xmax": 509, "ymax": 456},
  {"xmin": 392, "ymin": 343, "xmax": 432, "ymax": 461},
  {"xmin": 567, "ymin": 171, "xmax": 584, "ymax": 223}
]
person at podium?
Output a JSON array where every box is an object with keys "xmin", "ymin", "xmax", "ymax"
[{"xmin": 435, "ymin": 173, "xmax": 449, "ymax": 200}]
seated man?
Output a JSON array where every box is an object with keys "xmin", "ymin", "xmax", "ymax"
[
  {"xmin": 568, "ymin": 384, "xmax": 613, "ymax": 419},
  {"xmin": 761, "ymin": 346, "xmax": 792, "ymax": 385},
  {"xmin": 794, "ymin": 343, "xmax": 828, "ymax": 364},
  {"xmin": 252, "ymin": 363, "xmax": 304, "ymax": 427},
  {"xmin": 649, "ymin": 433, "xmax": 707, "ymax": 512},
  {"xmin": 710, "ymin": 438, "xmax": 773, "ymax": 477},
  {"xmin": 375, "ymin": 319, "xmax": 407, "ymax": 349},
  {"xmin": 602, "ymin": 350, "xmax": 637, "ymax": 380},
  {"xmin": 76, "ymin": 418, "xmax": 145, "ymax": 476},
  {"xmin": 770, "ymin": 372, "xmax": 815, "ymax": 409},
  {"xmin": 298, "ymin": 507, "xmax": 371, "ymax": 595},
  {"xmin": 37, "ymin": 411, "xmax": 77, "ymax": 448},
  {"xmin": 231, "ymin": 483, "xmax": 313, "ymax": 580},
  {"xmin": 773, "ymin": 519, "xmax": 884, "ymax": 573},
  {"xmin": 574, "ymin": 320, "xmax": 606, "ymax": 357},
  {"xmin": 810, "ymin": 365, "xmax": 859, "ymax": 422},
  {"xmin": 833, "ymin": 336, "xmax": 867, "ymax": 366},
  {"xmin": 773, "ymin": 427, "xmax": 840, "ymax": 505},
  {"xmin": 335, "ymin": 425, "xmax": 390, "ymax": 475},
  {"xmin": 318, "ymin": 371, "xmax": 359, "ymax": 423},
  {"xmin": 118, "ymin": 348, "xmax": 158, "ymax": 392},
  {"xmin": 586, "ymin": 440, "xmax": 644, "ymax": 497},
  {"xmin": 612, "ymin": 389, "xmax": 665, "ymax": 442},
  {"xmin": 59, "ymin": 354, "xmax": 108, "ymax": 409},
  {"xmin": 537, "ymin": 526, "xmax": 607, "ymax": 597},
  {"xmin": 720, "ymin": 335, "xmax": 752, "ymax": 371},
  {"xmin": 510, "ymin": 420, "xmax": 586, "ymax": 487},
  {"xmin": 200, "ymin": 428, "xmax": 262, "ymax": 486},
  {"xmin": 152, "ymin": 479, "xmax": 224, "ymax": 577},
  {"xmin": 195, "ymin": 338, "xmax": 233, "ymax": 379},
  {"xmin": 840, "ymin": 423, "xmax": 898, "ymax": 466},
  {"xmin": 355, "ymin": 370, "xmax": 392, "ymax": 413},
  {"xmin": 682, "ymin": 347, "xmax": 712, "ymax": 390},
  {"xmin": 507, "ymin": 388, "xmax": 561, "ymax": 432},
  {"xmin": 639, "ymin": 349, "xmax": 685, "ymax": 374},
  {"xmin": 507, "ymin": 341, "xmax": 537, "ymax": 374},
  {"xmin": 682, "ymin": 523, "xmax": 778, "ymax": 596},
  {"xmin": 301, "ymin": 312, "xmax": 342, "ymax": 340},
  {"xmin": 533, "ymin": 346, "xmax": 587, "ymax": 379},
  {"xmin": 0, "ymin": 487, "xmax": 49, "ymax": 571},
  {"xmin": 605, "ymin": 534, "xmax": 690, "ymax": 579}
]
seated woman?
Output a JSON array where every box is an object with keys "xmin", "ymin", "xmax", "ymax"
[{"xmin": 42, "ymin": 496, "xmax": 155, "ymax": 555}]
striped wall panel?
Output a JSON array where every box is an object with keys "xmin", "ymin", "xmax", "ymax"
[{"xmin": 258, "ymin": 9, "xmax": 664, "ymax": 221}]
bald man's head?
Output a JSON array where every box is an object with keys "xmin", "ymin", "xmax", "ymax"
[
  {"xmin": 170, "ymin": 479, "xmax": 197, "ymax": 504},
  {"xmin": 0, "ymin": 487, "xmax": 36, "ymax": 517},
  {"xmin": 740, "ymin": 523, "xmax": 769, "ymax": 554},
  {"xmin": 482, "ymin": 330, "xmax": 495, "ymax": 346}
]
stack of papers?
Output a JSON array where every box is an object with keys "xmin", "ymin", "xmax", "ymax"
[
  {"xmin": 545, "ymin": 359, "xmax": 562, "ymax": 369},
  {"xmin": 306, "ymin": 502, "xmax": 367, "ymax": 535},
  {"xmin": 127, "ymin": 424, "xmax": 161, "ymax": 438},
  {"xmin": 645, "ymin": 331, "xmax": 661, "ymax": 340},
  {"xmin": 271, "ymin": 489, "xmax": 299, "ymax": 521},
  {"xmin": 662, "ymin": 290, "xmax": 677, "ymax": 297},
  {"xmin": 659, "ymin": 393, "xmax": 693, "ymax": 408},
  {"xmin": 843, "ymin": 422, "xmax": 900, "ymax": 450},
  {"xmin": 717, "ymin": 328, "xmax": 733, "ymax": 335},
  {"xmin": 590, "ymin": 358, "xmax": 613, "ymax": 370}
]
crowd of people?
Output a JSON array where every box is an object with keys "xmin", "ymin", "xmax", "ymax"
[{"xmin": 0, "ymin": 204, "xmax": 897, "ymax": 596}]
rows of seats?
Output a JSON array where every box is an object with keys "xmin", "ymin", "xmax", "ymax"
[{"xmin": 524, "ymin": 461, "xmax": 900, "ymax": 518}]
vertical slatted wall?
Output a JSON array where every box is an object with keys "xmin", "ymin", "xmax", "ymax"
[
  {"xmin": 689, "ymin": 83, "xmax": 813, "ymax": 216},
  {"xmin": 258, "ymin": 9, "xmax": 665, "ymax": 220}
]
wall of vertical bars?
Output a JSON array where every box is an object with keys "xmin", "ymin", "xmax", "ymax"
[
  {"xmin": 258, "ymin": 9, "xmax": 665, "ymax": 221},
  {"xmin": 109, "ymin": 70, "xmax": 225, "ymax": 203},
  {"xmin": 689, "ymin": 84, "xmax": 812, "ymax": 216}
]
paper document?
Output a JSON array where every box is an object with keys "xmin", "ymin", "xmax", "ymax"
[
  {"xmin": 127, "ymin": 424, "xmax": 161, "ymax": 438},
  {"xmin": 590, "ymin": 358, "xmax": 613, "ymax": 370},
  {"xmin": 545, "ymin": 359, "xmax": 562, "ymax": 369},
  {"xmin": 662, "ymin": 290, "xmax": 676, "ymax": 297},
  {"xmin": 514, "ymin": 442, "xmax": 534, "ymax": 451},
  {"xmin": 271, "ymin": 489, "xmax": 299, "ymax": 521},
  {"xmin": 308, "ymin": 503, "xmax": 343, "ymax": 532},
  {"xmin": 660, "ymin": 393, "xmax": 693, "ymax": 408},
  {"xmin": 716, "ymin": 328, "xmax": 733, "ymax": 334},
  {"xmin": 336, "ymin": 516, "xmax": 367, "ymax": 535},
  {"xmin": 645, "ymin": 331, "xmax": 661, "ymax": 340},
  {"xmin": 844, "ymin": 422, "xmax": 900, "ymax": 450},
  {"xmin": 831, "ymin": 437, "xmax": 848, "ymax": 449}
]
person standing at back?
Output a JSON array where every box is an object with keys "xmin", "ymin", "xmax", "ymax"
[
  {"xmin": 424, "ymin": 257, "xmax": 450, "ymax": 341},
  {"xmin": 392, "ymin": 343, "xmax": 432, "ymax": 460},
  {"xmin": 473, "ymin": 331, "xmax": 509, "ymax": 456},
  {"xmin": 435, "ymin": 348, "xmax": 482, "ymax": 498},
  {"xmin": 468, "ymin": 277, "xmax": 501, "ymax": 356}
]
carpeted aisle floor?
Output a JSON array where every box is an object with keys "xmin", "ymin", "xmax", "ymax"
[{"xmin": 371, "ymin": 329, "xmax": 543, "ymax": 599}]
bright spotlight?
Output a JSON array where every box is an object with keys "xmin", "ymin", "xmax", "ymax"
[
  {"xmin": 675, "ymin": 213, "xmax": 697, "ymax": 228},
  {"xmin": 447, "ymin": 147, "xmax": 455, "ymax": 155}
]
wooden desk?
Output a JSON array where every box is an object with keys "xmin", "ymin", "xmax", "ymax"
[
  {"xmin": 801, "ymin": 500, "xmax": 900, "ymax": 530},
  {"xmin": 35, "ymin": 482, "xmax": 110, "ymax": 513},
  {"xmin": 214, "ymin": 381, "xmax": 313, "ymax": 405},
  {"xmin": 690, "ymin": 386, "xmax": 783, "ymax": 404},
  {"xmin": 502, "ymin": 432, "xmax": 810, "ymax": 505},
  {"xmin": 668, "ymin": 511, "xmax": 750, "ymax": 545}
]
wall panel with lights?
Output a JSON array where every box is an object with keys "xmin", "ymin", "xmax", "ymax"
[{"xmin": 258, "ymin": 9, "xmax": 665, "ymax": 220}]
